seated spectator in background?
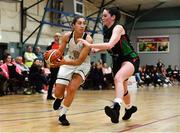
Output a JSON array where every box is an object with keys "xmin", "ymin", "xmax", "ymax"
[
  {"xmin": 177, "ymin": 69, "xmax": 180, "ymax": 82},
  {"xmin": 173, "ymin": 65, "xmax": 179, "ymax": 82},
  {"xmin": 29, "ymin": 58, "xmax": 48, "ymax": 93},
  {"xmin": 0, "ymin": 60, "xmax": 3, "ymax": 66},
  {"xmin": 0, "ymin": 59, "xmax": 6, "ymax": 96},
  {"xmin": 85, "ymin": 61, "xmax": 104, "ymax": 90},
  {"xmin": 102, "ymin": 63, "xmax": 112, "ymax": 76},
  {"xmin": 24, "ymin": 45, "xmax": 37, "ymax": 68},
  {"xmin": 0, "ymin": 54, "xmax": 25, "ymax": 93},
  {"xmin": 156, "ymin": 59, "xmax": 164, "ymax": 73},
  {"xmin": 166, "ymin": 65, "xmax": 173, "ymax": 81},
  {"xmin": 142, "ymin": 65, "xmax": 152, "ymax": 86},
  {"xmin": 161, "ymin": 64, "xmax": 167, "ymax": 76},
  {"xmin": 0, "ymin": 54, "xmax": 23, "ymax": 79},
  {"xmin": 94, "ymin": 61, "xmax": 105, "ymax": 89},
  {"xmin": 15, "ymin": 56, "xmax": 29, "ymax": 74},
  {"xmin": 135, "ymin": 67, "xmax": 143, "ymax": 87},
  {"xmin": 35, "ymin": 46, "xmax": 44, "ymax": 61},
  {"xmin": 102, "ymin": 62, "xmax": 114, "ymax": 88},
  {"xmin": 39, "ymin": 60, "xmax": 50, "ymax": 80},
  {"xmin": 151, "ymin": 66, "xmax": 163, "ymax": 87},
  {"xmin": 0, "ymin": 67, "xmax": 7, "ymax": 96}
]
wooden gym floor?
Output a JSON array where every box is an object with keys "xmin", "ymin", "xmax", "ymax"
[{"xmin": 0, "ymin": 85, "xmax": 180, "ymax": 132}]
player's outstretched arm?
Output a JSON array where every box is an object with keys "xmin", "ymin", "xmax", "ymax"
[
  {"xmin": 79, "ymin": 25, "xmax": 125, "ymax": 50},
  {"xmin": 56, "ymin": 34, "xmax": 93, "ymax": 66}
]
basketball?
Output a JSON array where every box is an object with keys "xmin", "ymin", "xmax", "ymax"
[{"xmin": 44, "ymin": 49, "xmax": 63, "ymax": 65}]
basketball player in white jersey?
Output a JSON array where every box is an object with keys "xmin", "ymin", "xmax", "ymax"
[{"xmin": 52, "ymin": 16, "xmax": 93, "ymax": 126}]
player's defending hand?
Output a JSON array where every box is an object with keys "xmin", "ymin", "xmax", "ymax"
[
  {"xmin": 91, "ymin": 48, "xmax": 101, "ymax": 53},
  {"xmin": 78, "ymin": 39, "xmax": 91, "ymax": 47}
]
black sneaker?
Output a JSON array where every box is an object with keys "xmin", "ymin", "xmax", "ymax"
[
  {"xmin": 122, "ymin": 106, "xmax": 137, "ymax": 120},
  {"xmin": 59, "ymin": 114, "xmax": 70, "ymax": 126},
  {"xmin": 104, "ymin": 102, "xmax": 120, "ymax": 123},
  {"xmin": 53, "ymin": 98, "xmax": 63, "ymax": 110},
  {"xmin": 47, "ymin": 95, "xmax": 55, "ymax": 100}
]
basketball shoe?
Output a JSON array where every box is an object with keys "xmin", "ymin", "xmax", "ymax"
[
  {"xmin": 122, "ymin": 106, "xmax": 137, "ymax": 120},
  {"xmin": 53, "ymin": 98, "xmax": 63, "ymax": 110},
  {"xmin": 104, "ymin": 102, "xmax": 120, "ymax": 123},
  {"xmin": 59, "ymin": 114, "xmax": 70, "ymax": 126}
]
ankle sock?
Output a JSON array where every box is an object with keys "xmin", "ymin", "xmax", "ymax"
[
  {"xmin": 113, "ymin": 98, "xmax": 122, "ymax": 106},
  {"xmin": 125, "ymin": 104, "xmax": 132, "ymax": 110},
  {"xmin": 59, "ymin": 104, "xmax": 68, "ymax": 117}
]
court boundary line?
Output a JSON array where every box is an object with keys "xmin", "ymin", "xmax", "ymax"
[{"xmin": 119, "ymin": 114, "xmax": 180, "ymax": 132}]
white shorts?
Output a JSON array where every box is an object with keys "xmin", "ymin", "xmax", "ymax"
[{"xmin": 56, "ymin": 63, "xmax": 90, "ymax": 85}]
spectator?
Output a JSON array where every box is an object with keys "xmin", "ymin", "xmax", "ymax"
[
  {"xmin": 24, "ymin": 45, "xmax": 37, "ymax": 68},
  {"xmin": 0, "ymin": 67, "xmax": 7, "ymax": 96},
  {"xmin": 0, "ymin": 54, "xmax": 24, "ymax": 93},
  {"xmin": 29, "ymin": 58, "xmax": 48, "ymax": 94},
  {"xmin": 95, "ymin": 61, "xmax": 105, "ymax": 89},
  {"xmin": 142, "ymin": 65, "xmax": 152, "ymax": 86},
  {"xmin": 135, "ymin": 67, "xmax": 143, "ymax": 87},
  {"xmin": 151, "ymin": 66, "xmax": 163, "ymax": 87},
  {"xmin": 102, "ymin": 62, "xmax": 114, "ymax": 88},
  {"xmin": 156, "ymin": 59, "xmax": 164, "ymax": 73},
  {"xmin": 177, "ymin": 69, "xmax": 180, "ymax": 82},
  {"xmin": 173, "ymin": 65, "xmax": 179, "ymax": 81},
  {"xmin": 15, "ymin": 56, "xmax": 29, "ymax": 73},
  {"xmin": 0, "ymin": 60, "xmax": 3, "ymax": 66},
  {"xmin": 166, "ymin": 65, "xmax": 173, "ymax": 81},
  {"xmin": 35, "ymin": 46, "xmax": 44, "ymax": 61}
]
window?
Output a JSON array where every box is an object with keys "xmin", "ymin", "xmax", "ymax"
[{"xmin": 74, "ymin": 0, "xmax": 84, "ymax": 15}]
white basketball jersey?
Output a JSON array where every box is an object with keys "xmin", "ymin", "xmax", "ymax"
[{"xmin": 64, "ymin": 32, "xmax": 90, "ymax": 65}]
